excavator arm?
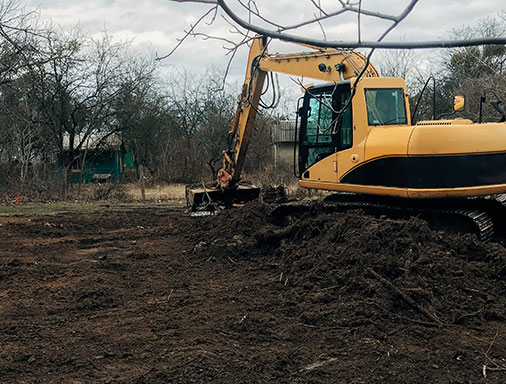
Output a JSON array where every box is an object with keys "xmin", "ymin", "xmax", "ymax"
[
  {"xmin": 187, "ymin": 35, "xmax": 378, "ymax": 212},
  {"xmin": 219, "ymin": 36, "xmax": 378, "ymax": 188}
]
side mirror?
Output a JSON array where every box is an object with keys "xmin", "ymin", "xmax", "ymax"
[{"xmin": 453, "ymin": 95, "xmax": 465, "ymax": 112}]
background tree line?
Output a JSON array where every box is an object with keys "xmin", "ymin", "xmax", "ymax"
[{"xmin": 0, "ymin": 1, "xmax": 275, "ymax": 199}]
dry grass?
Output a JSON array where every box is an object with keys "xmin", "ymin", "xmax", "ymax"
[
  {"xmin": 126, "ymin": 183, "xmax": 186, "ymax": 202},
  {"xmin": 125, "ymin": 181, "xmax": 329, "ymax": 202},
  {"xmin": 87, "ymin": 180, "xmax": 330, "ymax": 204}
]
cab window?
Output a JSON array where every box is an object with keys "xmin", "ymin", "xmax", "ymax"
[
  {"xmin": 305, "ymin": 93, "xmax": 334, "ymax": 145},
  {"xmin": 365, "ymin": 88, "xmax": 407, "ymax": 126}
]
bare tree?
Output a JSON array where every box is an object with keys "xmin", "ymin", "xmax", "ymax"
[
  {"xmin": 164, "ymin": 69, "xmax": 236, "ymax": 181},
  {"xmin": 1, "ymin": 93, "xmax": 42, "ymax": 182},
  {"xmin": 439, "ymin": 16, "xmax": 506, "ymax": 122},
  {"xmin": 23, "ymin": 28, "xmax": 157, "ymax": 194},
  {"xmin": 0, "ymin": 0, "xmax": 56, "ymax": 85},
  {"xmin": 378, "ymin": 45, "xmax": 417, "ymax": 80}
]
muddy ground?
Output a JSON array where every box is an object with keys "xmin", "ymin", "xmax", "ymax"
[{"xmin": 1, "ymin": 201, "xmax": 506, "ymax": 383}]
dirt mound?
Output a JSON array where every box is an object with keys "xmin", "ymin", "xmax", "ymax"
[
  {"xmin": 202, "ymin": 202, "xmax": 506, "ymax": 325},
  {"xmin": 251, "ymin": 208, "xmax": 506, "ymax": 326},
  {"xmin": 187, "ymin": 201, "xmax": 506, "ymax": 382}
]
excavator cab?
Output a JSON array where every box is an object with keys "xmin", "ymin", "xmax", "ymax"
[
  {"xmin": 297, "ymin": 80, "xmax": 409, "ymax": 177},
  {"xmin": 298, "ymin": 81, "xmax": 353, "ymax": 175},
  {"xmin": 297, "ymin": 77, "xmax": 415, "ymax": 194}
]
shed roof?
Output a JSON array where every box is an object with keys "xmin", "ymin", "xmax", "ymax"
[{"xmin": 63, "ymin": 132, "xmax": 121, "ymax": 151}]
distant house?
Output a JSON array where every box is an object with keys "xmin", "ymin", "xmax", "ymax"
[
  {"xmin": 61, "ymin": 132, "xmax": 135, "ymax": 183},
  {"xmin": 271, "ymin": 120, "xmax": 297, "ymax": 167}
]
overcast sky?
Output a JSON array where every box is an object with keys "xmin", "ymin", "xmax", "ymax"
[{"xmin": 22, "ymin": 1, "xmax": 506, "ymax": 90}]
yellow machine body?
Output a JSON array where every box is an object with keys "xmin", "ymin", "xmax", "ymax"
[
  {"xmin": 298, "ymin": 76, "xmax": 506, "ymax": 199},
  {"xmin": 189, "ymin": 35, "xmax": 506, "ymax": 214}
]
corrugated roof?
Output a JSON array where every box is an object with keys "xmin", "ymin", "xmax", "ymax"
[{"xmin": 63, "ymin": 132, "xmax": 121, "ymax": 150}]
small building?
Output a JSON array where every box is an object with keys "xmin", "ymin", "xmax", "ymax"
[
  {"xmin": 61, "ymin": 132, "xmax": 135, "ymax": 183},
  {"xmin": 272, "ymin": 120, "xmax": 297, "ymax": 167}
]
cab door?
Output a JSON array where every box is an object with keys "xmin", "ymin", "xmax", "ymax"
[{"xmin": 298, "ymin": 83, "xmax": 353, "ymax": 179}]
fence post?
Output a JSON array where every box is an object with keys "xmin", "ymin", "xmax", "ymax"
[{"xmin": 139, "ymin": 164, "xmax": 146, "ymax": 201}]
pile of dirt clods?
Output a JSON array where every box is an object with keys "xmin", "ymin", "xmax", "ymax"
[{"xmin": 191, "ymin": 200, "xmax": 506, "ymax": 383}]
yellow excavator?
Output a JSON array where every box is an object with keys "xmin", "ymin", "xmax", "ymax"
[{"xmin": 187, "ymin": 35, "xmax": 506, "ymax": 241}]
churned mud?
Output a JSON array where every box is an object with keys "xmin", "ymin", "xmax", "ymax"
[{"xmin": 1, "ymin": 201, "xmax": 505, "ymax": 383}]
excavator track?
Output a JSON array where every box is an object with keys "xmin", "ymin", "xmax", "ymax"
[{"xmin": 270, "ymin": 193, "xmax": 506, "ymax": 242}]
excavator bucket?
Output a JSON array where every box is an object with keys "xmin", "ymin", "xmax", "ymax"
[{"xmin": 186, "ymin": 183, "xmax": 261, "ymax": 215}]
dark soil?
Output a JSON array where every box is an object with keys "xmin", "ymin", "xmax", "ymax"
[{"xmin": 1, "ymin": 201, "xmax": 506, "ymax": 383}]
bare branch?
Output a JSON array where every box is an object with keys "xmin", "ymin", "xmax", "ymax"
[
  {"xmin": 357, "ymin": 0, "xmax": 362, "ymax": 43},
  {"xmin": 280, "ymin": 8, "xmax": 347, "ymax": 32},
  {"xmin": 340, "ymin": 2, "xmax": 397, "ymax": 21},
  {"xmin": 377, "ymin": 0, "xmax": 417, "ymax": 43},
  {"xmin": 309, "ymin": 0, "xmax": 328, "ymax": 17},
  {"xmin": 211, "ymin": 0, "xmax": 506, "ymax": 49},
  {"xmin": 281, "ymin": 1, "xmax": 400, "ymax": 33},
  {"xmin": 236, "ymin": 0, "xmax": 283, "ymax": 29},
  {"xmin": 187, "ymin": 32, "xmax": 237, "ymax": 46},
  {"xmin": 157, "ymin": 5, "xmax": 217, "ymax": 60},
  {"xmin": 315, "ymin": 14, "xmax": 326, "ymax": 41}
]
